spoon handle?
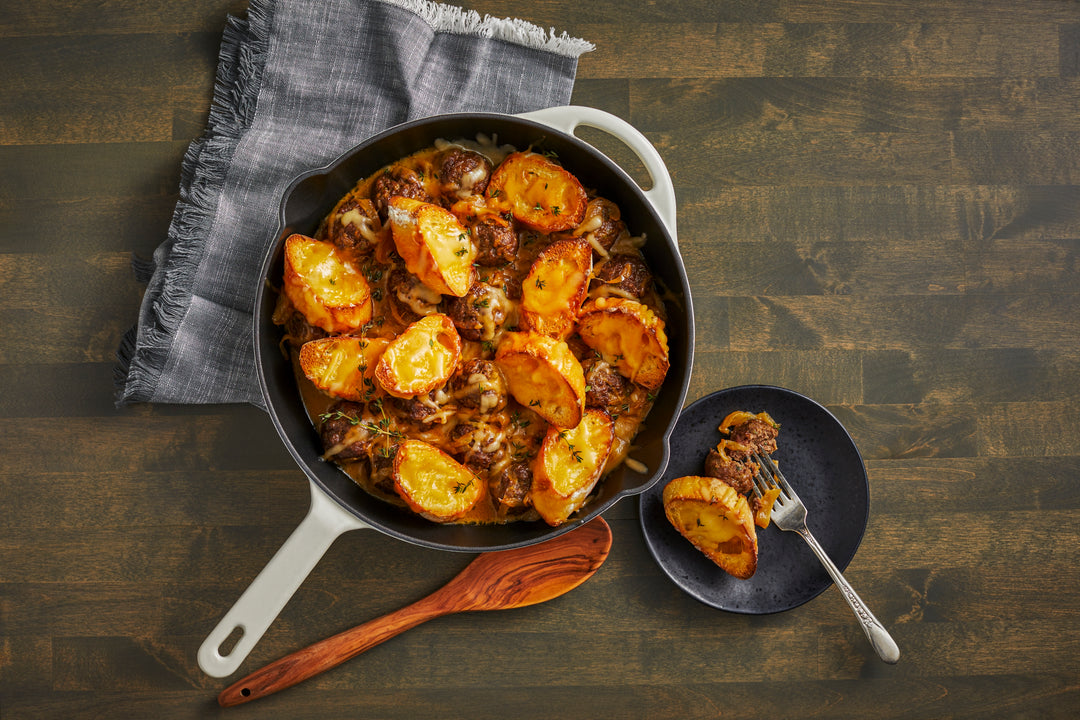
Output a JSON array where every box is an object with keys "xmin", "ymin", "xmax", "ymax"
[{"xmin": 218, "ymin": 593, "xmax": 447, "ymax": 707}]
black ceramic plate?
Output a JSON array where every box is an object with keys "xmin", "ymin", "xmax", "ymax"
[{"xmin": 639, "ymin": 385, "xmax": 869, "ymax": 614}]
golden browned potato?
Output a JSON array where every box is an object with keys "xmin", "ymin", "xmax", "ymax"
[
  {"xmin": 494, "ymin": 332, "xmax": 585, "ymax": 429},
  {"xmin": 577, "ymin": 296, "xmax": 670, "ymax": 391},
  {"xmin": 393, "ymin": 439, "xmax": 484, "ymax": 522},
  {"xmin": 531, "ymin": 408, "xmax": 615, "ymax": 526},
  {"xmin": 520, "ymin": 238, "xmax": 593, "ymax": 339},
  {"xmin": 299, "ymin": 336, "xmax": 390, "ymax": 402},
  {"xmin": 375, "ymin": 314, "xmax": 462, "ymax": 398},
  {"xmin": 485, "ymin": 151, "xmax": 587, "ymax": 232},
  {"xmin": 387, "ymin": 197, "xmax": 475, "ymax": 296},
  {"xmin": 283, "ymin": 234, "xmax": 373, "ymax": 333},
  {"xmin": 663, "ymin": 476, "xmax": 758, "ymax": 579}
]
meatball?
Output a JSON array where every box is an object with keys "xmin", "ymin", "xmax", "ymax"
[
  {"xmin": 703, "ymin": 448, "xmax": 755, "ymax": 494},
  {"xmin": 471, "ymin": 215, "xmax": 518, "ymax": 266},
  {"xmin": 284, "ymin": 309, "xmax": 327, "ymax": 347},
  {"xmin": 450, "ymin": 359, "xmax": 508, "ymax": 414},
  {"xmin": 319, "ymin": 401, "xmax": 367, "ymax": 461},
  {"xmin": 391, "ymin": 386, "xmax": 454, "ymax": 424},
  {"xmin": 368, "ymin": 444, "xmax": 398, "ymax": 495},
  {"xmin": 481, "ymin": 266, "xmax": 523, "ymax": 301},
  {"xmin": 438, "ymin": 148, "xmax": 492, "ymax": 199},
  {"xmin": 326, "ymin": 196, "xmax": 381, "ymax": 253},
  {"xmin": 445, "ymin": 282, "xmax": 509, "ymax": 342},
  {"xmin": 579, "ymin": 198, "xmax": 625, "ymax": 252},
  {"xmin": 594, "ymin": 253, "xmax": 653, "ymax": 298},
  {"xmin": 728, "ymin": 419, "xmax": 779, "ymax": 456},
  {"xmin": 373, "ymin": 165, "xmax": 432, "ymax": 221},
  {"xmin": 491, "ymin": 462, "xmax": 532, "ymax": 512},
  {"xmin": 581, "ymin": 356, "xmax": 628, "ymax": 409},
  {"xmin": 449, "ymin": 421, "xmax": 503, "ymax": 472},
  {"xmin": 386, "ymin": 266, "xmax": 442, "ymax": 326}
]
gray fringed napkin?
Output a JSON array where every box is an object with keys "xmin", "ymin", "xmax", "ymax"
[{"xmin": 115, "ymin": 0, "xmax": 593, "ymax": 406}]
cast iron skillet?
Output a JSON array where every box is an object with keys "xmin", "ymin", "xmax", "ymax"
[
  {"xmin": 258, "ymin": 108, "xmax": 693, "ymax": 550},
  {"xmin": 200, "ymin": 107, "xmax": 694, "ymax": 677}
]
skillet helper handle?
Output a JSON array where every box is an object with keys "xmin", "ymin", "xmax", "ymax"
[
  {"xmin": 197, "ymin": 480, "xmax": 369, "ymax": 678},
  {"xmin": 516, "ymin": 105, "xmax": 678, "ymax": 239},
  {"xmin": 218, "ymin": 593, "xmax": 448, "ymax": 706}
]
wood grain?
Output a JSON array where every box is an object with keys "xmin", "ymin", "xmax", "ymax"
[{"xmin": 3, "ymin": 0, "xmax": 1079, "ymax": 718}]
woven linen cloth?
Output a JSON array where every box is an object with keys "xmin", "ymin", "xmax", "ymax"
[{"xmin": 115, "ymin": 0, "xmax": 593, "ymax": 407}]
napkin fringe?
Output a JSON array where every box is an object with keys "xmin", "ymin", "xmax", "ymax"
[
  {"xmin": 378, "ymin": 0, "xmax": 594, "ymax": 57},
  {"xmin": 115, "ymin": 1, "xmax": 273, "ymax": 405}
]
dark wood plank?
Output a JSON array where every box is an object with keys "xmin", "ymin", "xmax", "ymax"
[
  {"xmin": 630, "ymin": 77, "xmax": 1080, "ymax": 132},
  {"xmin": 580, "ymin": 23, "xmax": 1060, "ymax": 79}
]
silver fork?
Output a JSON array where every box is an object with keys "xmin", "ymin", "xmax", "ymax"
[{"xmin": 753, "ymin": 451, "xmax": 900, "ymax": 664}]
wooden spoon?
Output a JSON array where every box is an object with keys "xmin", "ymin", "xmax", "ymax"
[{"xmin": 218, "ymin": 516, "xmax": 613, "ymax": 707}]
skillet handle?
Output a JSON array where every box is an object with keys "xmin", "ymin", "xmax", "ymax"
[
  {"xmin": 197, "ymin": 480, "xmax": 369, "ymax": 678},
  {"xmin": 516, "ymin": 105, "xmax": 678, "ymax": 240}
]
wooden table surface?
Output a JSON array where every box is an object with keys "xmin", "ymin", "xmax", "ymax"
[{"xmin": 4, "ymin": 1, "xmax": 1079, "ymax": 717}]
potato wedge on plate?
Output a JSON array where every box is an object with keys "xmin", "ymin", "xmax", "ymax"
[
  {"xmin": 299, "ymin": 336, "xmax": 390, "ymax": 402},
  {"xmin": 393, "ymin": 439, "xmax": 484, "ymax": 522},
  {"xmin": 387, "ymin": 197, "xmax": 475, "ymax": 296},
  {"xmin": 486, "ymin": 151, "xmax": 587, "ymax": 232},
  {"xmin": 283, "ymin": 233, "xmax": 373, "ymax": 333},
  {"xmin": 577, "ymin": 297, "xmax": 670, "ymax": 391},
  {"xmin": 494, "ymin": 332, "xmax": 585, "ymax": 429},
  {"xmin": 375, "ymin": 313, "xmax": 462, "ymax": 398},
  {"xmin": 520, "ymin": 238, "xmax": 593, "ymax": 339},
  {"xmin": 663, "ymin": 476, "xmax": 758, "ymax": 579},
  {"xmin": 531, "ymin": 408, "xmax": 615, "ymax": 526}
]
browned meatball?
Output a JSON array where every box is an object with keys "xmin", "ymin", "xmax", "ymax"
[
  {"xmin": 438, "ymin": 148, "xmax": 492, "ymax": 199},
  {"xmin": 369, "ymin": 444, "xmax": 398, "ymax": 495},
  {"xmin": 594, "ymin": 253, "xmax": 653, "ymax": 298},
  {"xmin": 445, "ymin": 282, "xmax": 509, "ymax": 342},
  {"xmin": 373, "ymin": 165, "xmax": 432, "ymax": 221},
  {"xmin": 449, "ymin": 421, "xmax": 502, "ymax": 473},
  {"xmin": 491, "ymin": 462, "xmax": 532, "ymax": 512},
  {"xmin": 326, "ymin": 196, "xmax": 381, "ymax": 253},
  {"xmin": 579, "ymin": 198, "xmax": 625, "ymax": 252},
  {"xmin": 391, "ymin": 387, "xmax": 454, "ymax": 424},
  {"xmin": 450, "ymin": 359, "xmax": 508, "ymax": 414},
  {"xmin": 284, "ymin": 310, "xmax": 327, "ymax": 347},
  {"xmin": 703, "ymin": 448, "xmax": 755, "ymax": 494},
  {"xmin": 386, "ymin": 266, "xmax": 442, "ymax": 326},
  {"xmin": 481, "ymin": 266, "xmax": 523, "ymax": 301},
  {"xmin": 319, "ymin": 401, "xmax": 367, "ymax": 460},
  {"xmin": 581, "ymin": 356, "xmax": 628, "ymax": 409},
  {"xmin": 728, "ymin": 419, "xmax": 779, "ymax": 456},
  {"xmin": 471, "ymin": 215, "xmax": 517, "ymax": 266}
]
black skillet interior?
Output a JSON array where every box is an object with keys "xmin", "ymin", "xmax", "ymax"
[{"xmin": 255, "ymin": 112, "xmax": 695, "ymax": 551}]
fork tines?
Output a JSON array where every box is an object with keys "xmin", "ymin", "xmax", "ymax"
[{"xmin": 752, "ymin": 451, "xmax": 798, "ymax": 503}]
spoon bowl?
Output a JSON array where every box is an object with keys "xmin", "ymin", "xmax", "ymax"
[{"xmin": 218, "ymin": 516, "xmax": 613, "ymax": 706}]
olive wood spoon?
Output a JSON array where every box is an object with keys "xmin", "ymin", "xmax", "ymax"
[{"xmin": 218, "ymin": 516, "xmax": 612, "ymax": 707}]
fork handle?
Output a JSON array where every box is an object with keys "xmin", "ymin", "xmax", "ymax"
[{"xmin": 796, "ymin": 526, "xmax": 901, "ymax": 664}]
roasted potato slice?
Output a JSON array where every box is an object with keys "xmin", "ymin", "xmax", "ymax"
[
  {"xmin": 663, "ymin": 476, "xmax": 758, "ymax": 579},
  {"xmin": 520, "ymin": 238, "xmax": 593, "ymax": 339},
  {"xmin": 393, "ymin": 439, "xmax": 484, "ymax": 522},
  {"xmin": 577, "ymin": 297, "xmax": 670, "ymax": 391},
  {"xmin": 485, "ymin": 151, "xmax": 587, "ymax": 232},
  {"xmin": 494, "ymin": 332, "xmax": 585, "ymax": 429},
  {"xmin": 283, "ymin": 233, "xmax": 373, "ymax": 333},
  {"xmin": 531, "ymin": 408, "xmax": 615, "ymax": 526},
  {"xmin": 387, "ymin": 197, "xmax": 475, "ymax": 296},
  {"xmin": 298, "ymin": 336, "xmax": 390, "ymax": 402},
  {"xmin": 375, "ymin": 313, "xmax": 462, "ymax": 398}
]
